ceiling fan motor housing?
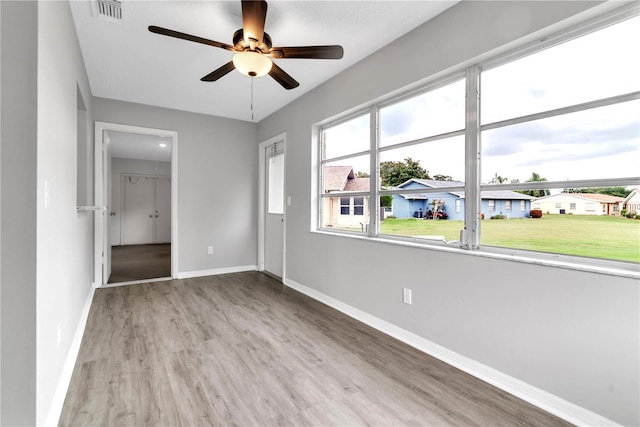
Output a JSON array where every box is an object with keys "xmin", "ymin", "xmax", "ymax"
[{"xmin": 233, "ymin": 29, "xmax": 272, "ymax": 53}]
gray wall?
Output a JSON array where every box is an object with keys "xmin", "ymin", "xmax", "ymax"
[
  {"xmin": 36, "ymin": 1, "xmax": 95, "ymax": 424},
  {"xmin": 257, "ymin": 1, "xmax": 639, "ymax": 425},
  {"xmin": 111, "ymin": 158, "xmax": 171, "ymax": 246},
  {"xmin": 1, "ymin": 1, "xmax": 38, "ymax": 425},
  {"xmin": 93, "ymin": 98, "xmax": 258, "ymax": 274}
]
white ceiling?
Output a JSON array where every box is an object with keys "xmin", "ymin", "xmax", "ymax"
[{"xmin": 70, "ymin": 0, "xmax": 458, "ymax": 123}]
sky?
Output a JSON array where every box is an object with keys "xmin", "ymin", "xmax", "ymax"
[{"xmin": 323, "ymin": 15, "xmax": 639, "ymax": 188}]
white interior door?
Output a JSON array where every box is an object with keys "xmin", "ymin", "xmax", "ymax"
[
  {"xmin": 154, "ymin": 177, "xmax": 171, "ymax": 243},
  {"xmin": 264, "ymin": 142, "xmax": 285, "ymax": 278},
  {"xmin": 122, "ymin": 176, "xmax": 155, "ymax": 244}
]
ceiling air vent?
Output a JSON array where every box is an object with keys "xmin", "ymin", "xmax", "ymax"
[{"xmin": 96, "ymin": 0, "xmax": 122, "ymax": 20}]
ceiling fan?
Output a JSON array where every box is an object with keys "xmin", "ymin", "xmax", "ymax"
[{"xmin": 149, "ymin": 0, "xmax": 344, "ymax": 90}]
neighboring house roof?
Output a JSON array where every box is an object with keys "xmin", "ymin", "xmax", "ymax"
[
  {"xmin": 323, "ymin": 166, "xmax": 354, "ymax": 192},
  {"xmin": 397, "ymin": 179, "xmax": 535, "ymax": 200},
  {"xmin": 398, "ymin": 179, "xmax": 464, "ymax": 199},
  {"xmin": 344, "ymin": 177, "xmax": 370, "ymax": 192},
  {"xmin": 623, "ymin": 189, "xmax": 639, "ymax": 204},
  {"xmin": 323, "ymin": 165, "xmax": 370, "ymax": 192},
  {"xmin": 482, "ymin": 190, "xmax": 535, "ymax": 200},
  {"xmin": 399, "ymin": 193, "xmax": 430, "ymax": 200},
  {"xmin": 533, "ymin": 193, "xmax": 625, "ymax": 203}
]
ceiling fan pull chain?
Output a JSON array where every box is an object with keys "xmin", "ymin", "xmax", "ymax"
[{"xmin": 251, "ymin": 77, "xmax": 254, "ymax": 121}]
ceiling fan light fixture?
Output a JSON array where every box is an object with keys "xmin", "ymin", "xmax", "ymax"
[{"xmin": 232, "ymin": 51, "xmax": 272, "ymax": 77}]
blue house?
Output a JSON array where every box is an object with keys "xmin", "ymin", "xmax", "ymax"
[{"xmin": 391, "ymin": 179, "xmax": 536, "ymax": 220}]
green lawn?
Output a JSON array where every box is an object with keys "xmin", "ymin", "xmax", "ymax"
[{"xmin": 380, "ymin": 215, "xmax": 640, "ymax": 263}]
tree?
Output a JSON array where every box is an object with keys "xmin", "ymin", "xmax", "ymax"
[
  {"xmin": 433, "ymin": 174, "xmax": 454, "ymax": 181},
  {"xmin": 380, "ymin": 195, "xmax": 393, "ymax": 208},
  {"xmin": 379, "ymin": 157, "xmax": 430, "ymax": 187},
  {"xmin": 520, "ymin": 172, "xmax": 550, "ymax": 197},
  {"xmin": 489, "ymin": 172, "xmax": 508, "ymax": 184},
  {"xmin": 564, "ymin": 187, "xmax": 631, "ymax": 198},
  {"xmin": 356, "ymin": 171, "xmax": 369, "ymax": 178}
]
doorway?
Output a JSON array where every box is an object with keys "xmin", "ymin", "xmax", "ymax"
[
  {"xmin": 258, "ymin": 134, "xmax": 286, "ymax": 280},
  {"xmin": 94, "ymin": 122, "xmax": 178, "ymax": 286}
]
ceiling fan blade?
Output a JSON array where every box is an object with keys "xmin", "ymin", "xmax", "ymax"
[
  {"xmin": 241, "ymin": 0, "xmax": 267, "ymax": 48},
  {"xmin": 149, "ymin": 25, "xmax": 235, "ymax": 51},
  {"xmin": 268, "ymin": 62, "xmax": 299, "ymax": 90},
  {"xmin": 268, "ymin": 45, "xmax": 344, "ymax": 60},
  {"xmin": 201, "ymin": 61, "xmax": 236, "ymax": 82}
]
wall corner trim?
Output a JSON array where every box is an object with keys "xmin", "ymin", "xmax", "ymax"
[
  {"xmin": 44, "ymin": 286, "xmax": 96, "ymax": 427},
  {"xmin": 283, "ymin": 278, "xmax": 620, "ymax": 427},
  {"xmin": 176, "ymin": 265, "xmax": 257, "ymax": 280}
]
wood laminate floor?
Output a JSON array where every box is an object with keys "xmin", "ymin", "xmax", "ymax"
[
  {"xmin": 60, "ymin": 272, "xmax": 572, "ymax": 426},
  {"xmin": 109, "ymin": 244, "xmax": 171, "ymax": 284}
]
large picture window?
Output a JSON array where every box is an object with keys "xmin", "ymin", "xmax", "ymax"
[{"xmin": 317, "ymin": 8, "xmax": 639, "ymax": 267}]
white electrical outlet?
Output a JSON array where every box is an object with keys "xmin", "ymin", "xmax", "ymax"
[
  {"xmin": 207, "ymin": 246, "xmax": 213, "ymax": 255},
  {"xmin": 403, "ymin": 288, "xmax": 412, "ymax": 305}
]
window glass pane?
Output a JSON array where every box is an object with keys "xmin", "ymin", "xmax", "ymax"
[
  {"xmin": 380, "ymin": 191, "xmax": 464, "ymax": 241},
  {"xmin": 482, "ymin": 100, "xmax": 640, "ymax": 183},
  {"xmin": 323, "ymin": 114, "xmax": 370, "ymax": 160},
  {"xmin": 321, "ymin": 196, "xmax": 370, "ymax": 232},
  {"xmin": 340, "ymin": 197, "xmax": 350, "ymax": 215},
  {"xmin": 322, "ymin": 155, "xmax": 370, "ymax": 194},
  {"xmin": 482, "ymin": 16, "xmax": 640, "ymax": 124},
  {"xmin": 267, "ymin": 152, "xmax": 284, "ymax": 214},
  {"xmin": 353, "ymin": 197, "xmax": 364, "ymax": 216},
  {"xmin": 379, "ymin": 136, "xmax": 465, "ymax": 190},
  {"xmin": 481, "ymin": 186, "xmax": 639, "ymax": 263},
  {"xmin": 380, "ymin": 79, "xmax": 465, "ymax": 147}
]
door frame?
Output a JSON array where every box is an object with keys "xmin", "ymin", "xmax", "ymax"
[
  {"xmin": 94, "ymin": 121, "xmax": 178, "ymax": 286},
  {"xmin": 258, "ymin": 133, "xmax": 286, "ymax": 280}
]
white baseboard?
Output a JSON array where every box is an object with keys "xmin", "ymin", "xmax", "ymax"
[
  {"xmin": 283, "ymin": 278, "xmax": 619, "ymax": 427},
  {"xmin": 177, "ymin": 265, "xmax": 257, "ymax": 279},
  {"xmin": 44, "ymin": 286, "xmax": 96, "ymax": 427}
]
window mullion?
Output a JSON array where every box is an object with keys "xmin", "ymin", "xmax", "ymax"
[
  {"xmin": 369, "ymin": 107, "xmax": 379, "ymax": 237},
  {"xmin": 463, "ymin": 65, "xmax": 481, "ymax": 249}
]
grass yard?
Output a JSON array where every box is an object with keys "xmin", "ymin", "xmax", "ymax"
[{"xmin": 380, "ymin": 215, "xmax": 640, "ymax": 263}]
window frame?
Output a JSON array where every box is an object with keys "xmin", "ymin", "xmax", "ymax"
[{"xmin": 315, "ymin": 3, "xmax": 640, "ymax": 274}]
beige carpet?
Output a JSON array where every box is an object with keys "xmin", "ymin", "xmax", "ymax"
[{"xmin": 108, "ymin": 243, "xmax": 171, "ymax": 283}]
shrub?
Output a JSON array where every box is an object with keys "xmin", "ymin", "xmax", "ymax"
[
  {"xmin": 490, "ymin": 214, "xmax": 505, "ymax": 219},
  {"xmin": 530, "ymin": 209, "xmax": 543, "ymax": 218},
  {"xmin": 621, "ymin": 209, "xmax": 627, "ymax": 217},
  {"xmin": 636, "ymin": 214, "xmax": 640, "ymax": 220}
]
